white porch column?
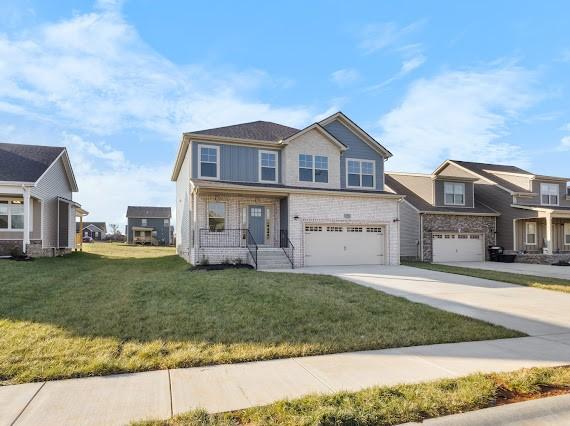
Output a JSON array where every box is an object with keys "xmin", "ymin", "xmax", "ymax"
[
  {"xmin": 22, "ymin": 187, "xmax": 31, "ymax": 253},
  {"xmin": 545, "ymin": 213, "xmax": 553, "ymax": 254}
]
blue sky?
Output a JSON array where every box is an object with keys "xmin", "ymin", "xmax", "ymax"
[{"xmin": 1, "ymin": 0, "xmax": 569, "ymax": 226}]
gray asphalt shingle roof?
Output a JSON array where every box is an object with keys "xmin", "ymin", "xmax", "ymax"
[
  {"xmin": 451, "ymin": 160, "xmax": 534, "ymax": 193},
  {"xmin": 76, "ymin": 222, "xmax": 107, "ymax": 232},
  {"xmin": 0, "ymin": 143, "xmax": 65, "ymax": 183},
  {"xmin": 190, "ymin": 121, "xmax": 299, "ymax": 142},
  {"xmin": 126, "ymin": 206, "xmax": 171, "ymax": 218},
  {"xmin": 385, "ymin": 174, "xmax": 498, "ymax": 215}
]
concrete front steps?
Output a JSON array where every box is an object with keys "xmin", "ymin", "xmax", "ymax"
[{"xmin": 256, "ymin": 248, "xmax": 293, "ymax": 270}]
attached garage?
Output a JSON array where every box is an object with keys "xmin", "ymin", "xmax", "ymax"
[
  {"xmin": 432, "ymin": 233, "xmax": 484, "ymax": 262},
  {"xmin": 304, "ymin": 224, "xmax": 386, "ymax": 266}
]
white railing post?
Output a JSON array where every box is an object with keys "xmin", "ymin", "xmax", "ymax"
[{"xmin": 22, "ymin": 187, "xmax": 31, "ymax": 253}]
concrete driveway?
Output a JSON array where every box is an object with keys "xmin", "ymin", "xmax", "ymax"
[
  {"xmin": 275, "ymin": 265, "xmax": 570, "ymax": 336},
  {"xmin": 439, "ymin": 261, "xmax": 570, "ymax": 280}
]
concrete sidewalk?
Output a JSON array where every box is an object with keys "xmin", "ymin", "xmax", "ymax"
[
  {"xmin": 414, "ymin": 393, "xmax": 570, "ymax": 425},
  {"xmin": 440, "ymin": 261, "xmax": 570, "ymax": 280},
  {"xmin": 3, "ymin": 333, "xmax": 570, "ymax": 426}
]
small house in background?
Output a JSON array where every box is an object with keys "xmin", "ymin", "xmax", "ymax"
[
  {"xmin": 126, "ymin": 206, "xmax": 172, "ymax": 245},
  {"xmin": 76, "ymin": 222, "xmax": 107, "ymax": 240}
]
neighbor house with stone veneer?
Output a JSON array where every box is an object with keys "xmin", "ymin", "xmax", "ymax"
[
  {"xmin": 434, "ymin": 160, "xmax": 570, "ymax": 264},
  {"xmin": 172, "ymin": 112, "xmax": 402, "ymax": 269},
  {"xmin": 0, "ymin": 142, "xmax": 87, "ymax": 257},
  {"xmin": 385, "ymin": 171, "xmax": 499, "ymax": 262}
]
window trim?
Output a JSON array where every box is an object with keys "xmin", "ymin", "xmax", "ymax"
[
  {"xmin": 346, "ymin": 158, "xmax": 376, "ymax": 189},
  {"xmin": 258, "ymin": 150, "xmax": 279, "ymax": 183},
  {"xmin": 540, "ymin": 183, "xmax": 559, "ymax": 206},
  {"xmin": 207, "ymin": 201, "xmax": 226, "ymax": 232},
  {"xmin": 564, "ymin": 223, "xmax": 570, "ymax": 245},
  {"xmin": 525, "ymin": 222, "xmax": 537, "ymax": 246},
  {"xmin": 198, "ymin": 144, "xmax": 221, "ymax": 180},
  {"xmin": 0, "ymin": 198, "xmax": 31, "ymax": 232},
  {"xmin": 443, "ymin": 182, "xmax": 466, "ymax": 206}
]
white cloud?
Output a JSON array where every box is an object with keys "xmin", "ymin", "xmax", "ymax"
[
  {"xmin": 330, "ymin": 68, "xmax": 360, "ymax": 86},
  {"xmin": 366, "ymin": 52, "xmax": 426, "ymax": 91},
  {"xmin": 358, "ymin": 20, "xmax": 425, "ymax": 54},
  {"xmin": 559, "ymin": 136, "xmax": 570, "ymax": 151},
  {"xmin": 0, "ymin": 3, "xmax": 319, "ymax": 227},
  {"xmin": 380, "ymin": 65, "xmax": 537, "ymax": 172},
  {"xmin": 0, "ymin": 5, "xmax": 313, "ymax": 138}
]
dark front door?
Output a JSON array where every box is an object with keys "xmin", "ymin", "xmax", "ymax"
[{"xmin": 248, "ymin": 205, "xmax": 265, "ymax": 245}]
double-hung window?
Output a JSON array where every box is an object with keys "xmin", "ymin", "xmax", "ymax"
[
  {"xmin": 208, "ymin": 202, "xmax": 225, "ymax": 232},
  {"xmin": 444, "ymin": 182, "xmax": 465, "ymax": 206},
  {"xmin": 259, "ymin": 150, "xmax": 278, "ymax": 183},
  {"xmin": 298, "ymin": 154, "xmax": 329, "ymax": 183},
  {"xmin": 0, "ymin": 200, "xmax": 24, "ymax": 230},
  {"xmin": 565, "ymin": 223, "xmax": 570, "ymax": 245},
  {"xmin": 525, "ymin": 222, "xmax": 537, "ymax": 245},
  {"xmin": 540, "ymin": 183, "xmax": 559, "ymax": 206},
  {"xmin": 141, "ymin": 218, "xmax": 148, "ymax": 226},
  {"xmin": 347, "ymin": 159, "xmax": 374, "ymax": 188},
  {"xmin": 199, "ymin": 145, "xmax": 219, "ymax": 179},
  {"xmin": 299, "ymin": 154, "xmax": 314, "ymax": 182}
]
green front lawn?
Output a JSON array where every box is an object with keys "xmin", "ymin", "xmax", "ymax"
[
  {"xmin": 0, "ymin": 243, "xmax": 521, "ymax": 385},
  {"xmin": 138, "ymin": 366, "xmax": 570, "ymax": 426},
  {"xmin": 404, "ymin": 261, "xmax": 570, "ymax": 294}
]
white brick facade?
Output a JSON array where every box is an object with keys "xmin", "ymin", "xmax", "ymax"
[
  {"xmin": 281, "ymin": 128, "xmax": 341, "ymax": 189},
  {"xmin": 287, "ymin": 193, "xmax": 400, "ymax": 267}
]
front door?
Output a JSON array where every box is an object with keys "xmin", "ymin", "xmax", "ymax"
[{"xmin": 248, "ymin": 205, "xmax": 265, "ymax": 244}]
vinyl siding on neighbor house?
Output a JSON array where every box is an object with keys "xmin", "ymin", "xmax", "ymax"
[
  {"xmin": 515, "ymin": 180, "xmax": 570, "ymax": 207},
  {"xmin": 323, "ymin": 120, "xmax": 385, "ymax": 191},
  {"xmin": 438, "ymin": 163, "xmax": 476, "ymax": 179},
  {"xmin": 30, "ymin": 157, "xmax": 72, "ymax": 248},
  {"xmin": 127, "ymin": 217, "xmax": 171, "ymax": 244},
  {"xmin": 0, "ymin": 198, "xmax": 42, "ymax": 241},
  {"xmin": 191, "ymin": 141, "xmax": 281, "ymax": 183},
  {"xmin": 176, "ymin": 153, "xmax": 192, "ymax": 260},
  {"xmin": 399, "ymin": 200, "xmax": 420, "ymax": 259}
]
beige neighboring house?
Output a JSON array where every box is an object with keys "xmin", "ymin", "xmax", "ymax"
[
  {"xmin": 433, "ymin": 160, "xmax": 570, "ymax": 264},
  {"xmin": 0, "ymin": 142, "xmax": 87, "ymax": 257}
]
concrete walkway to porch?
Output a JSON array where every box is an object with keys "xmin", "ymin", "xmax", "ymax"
[{"xmin": 440, "ymin": 261, "xmax": 570, "ymax": 280}]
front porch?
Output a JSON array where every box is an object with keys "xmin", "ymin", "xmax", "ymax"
[
  {"xmin": 514, "ymin": 214, "xmax": 570, "ymax": 264},
  {"xmin": 193, "ymin": 190, "xmax": 294, "ymax": 268},
  {"xmin": 132, "ymin": 227, "xmax": 156, "ymax": 245}
]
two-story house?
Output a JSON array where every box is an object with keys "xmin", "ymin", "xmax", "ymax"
[
  {"xmin": 434, "ymin": 161, "xmax": 570, "ymax": 263},
  {"xmin": 171, "ymin": 112, "xmax": 402, "ymax": 269},
  {"xmin": 385, "ymin": 170, "xmax": 499, "ymax": 262},
  {"xmin": 126, "ymin": 206, "xmax": 172, "ymax": 246}
]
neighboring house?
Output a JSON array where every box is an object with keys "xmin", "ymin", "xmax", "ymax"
[
  {"xmin": 0, "ymin": 142, "xmax": 87, "ymax": 256},
  {"xmin": 385, "ymin": 172, "xmax": 499, "ymax": 262},
  {"xmin": 126, "ymin": 206, "xmax": 172, "ymax": 245},
  {"xmin": 171, "ymin": 111, "xmax": 402, "ymax": 269},
  {"xmin": 76, "ymin": 222, "xmax": 107, "ymax": 240},
  {"xmin": 432, "ymin": 160, "xmax": 570, "ymax": 264}
]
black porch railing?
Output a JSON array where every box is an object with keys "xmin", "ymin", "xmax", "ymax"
[
  {"xmin": 198, "ymin": 228, "xmax": 258, "ymax": 269},
  {"xmin": 279, "ymin": 229, "xmax": 294, "ymax": 268}
]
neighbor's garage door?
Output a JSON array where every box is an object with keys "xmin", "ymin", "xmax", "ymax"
[
  {"xmin": 432, "ymin": 233, "xmax": 484, "ymax": 262},
  {"xmin": 304, "ymin": 225, "xmax": 385, "ymax": 266}
]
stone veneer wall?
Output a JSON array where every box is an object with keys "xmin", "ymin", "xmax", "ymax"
[
  {"xmin": 0, "ymin": 240, "xmax": 71, "ymax": 257},
  {"xmin": 422, "ymin": 214, "xmax": 497, "ymax": 262},
  {"xmin": 515, "ymin": 254, "xmax": 570, "ymax": 265}
]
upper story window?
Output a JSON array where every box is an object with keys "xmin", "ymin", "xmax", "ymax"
[
  {"xmin": 164, "ymin": 219, "xmax": 169, "ymax": 226},
  {"xmin": 347, "ymin": 159, "xmax": 374, "ymax": 188},
  {"xmin": 540, "ymin": 183, "xmax": 559, "ymax": 206},
  {"xmin": 444, "ymin": 182, "xmax": 465, "ymax": 206},
  {"xmin": 259, "ymin": 150, "xmax": 278, "ymax": 183},
  {"xmin": 198, "ymin": 145, "xmax": 220, "ymax": 179},
  {"xmin": 141, "ymin": 218, "xmax": 148, "ymax": 226},
  {"xmin": 0, "ymin": 200, "xmax": 24, "ymax": 230},
  {"xmin": 208, "ymin": 202, "xmax": 225, "ymax": 232},
  {"xmin": 298, "ymin": 154, "xmax": 329, "ymax": 183},
  {"xmin": 565, "ymin": 223, "xmax": 570, "ymax": 245}
]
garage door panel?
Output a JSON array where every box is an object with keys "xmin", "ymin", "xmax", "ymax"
[
  {"xmin": 433, "ymin": 233, "xmax": 483, "ymax": 262},
  {"xmin": 305, "ymin": 225, "xmax": 385, "ymax": 266}
]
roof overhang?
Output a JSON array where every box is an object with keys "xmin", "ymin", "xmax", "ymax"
[
  {"xmin": 420, "ymin": 210, "xmax": 500, "ymax": 217},
  {"xmin": 531, "ymin": 174, "xmax": 570, "ymax": 182},
  {"xmin": 191, "ymin": 179, "xmax": 403, "ymax": 200},
  {"xmin": 318, "ymin": 111, "xmax": 393, "ymax": 158},
  {"xmin": 279, "ymin": 123, "xmax": 347, "ymax": 151},
  {"xmin": 75, "ymin": 207, "xmax": 89, "ymax": 216},
  {"xmin": 432, "ymin": 175, "xmax": 479, "ymax": 182},
  {"xmin": 512, "ymin": 204, "xmax": 570, "ymax": 217}
]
